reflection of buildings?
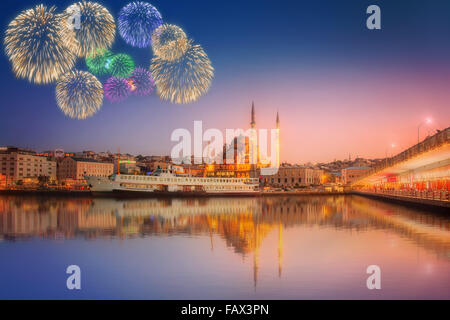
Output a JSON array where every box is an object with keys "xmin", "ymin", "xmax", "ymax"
[{"xmin": 1, "ymin": 195, "xmax": 449, "ymax": 286}]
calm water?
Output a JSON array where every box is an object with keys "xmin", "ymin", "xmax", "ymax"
[{"xmin": 0, "ymin": 194, "xmax": 449, "ymax": 299}]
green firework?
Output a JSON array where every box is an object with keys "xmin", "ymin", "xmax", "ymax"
[
  {"xmin": 85, "ymin": 49, "xmax": 114, "ymax": 76},
  {"xmin": 108, "ymin": 54, "xmax": 135, "ymax": 78}
]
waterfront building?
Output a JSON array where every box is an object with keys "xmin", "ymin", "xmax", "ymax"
[
  {"xmin": 207, "ymin": 102, "xmax": 280, "ymax": 178},
  {"xmin": 341, "ymin": 166, "xmax": 371, "ymax": 185},
  {"xmin": 0, "ymin": 146, "xmax": 57, "ymax": 183},
  {"xmin": 57, "ymin": 157, "xmax": 114, "ymax": 181},
  {"xmin": 264, "ymin": 166, "xmax": 323, "ymax": 188}
]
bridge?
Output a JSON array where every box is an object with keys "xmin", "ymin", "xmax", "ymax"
[{"xmin": 352, "ymin": 127, "xmax": 450, "ymax": 207}]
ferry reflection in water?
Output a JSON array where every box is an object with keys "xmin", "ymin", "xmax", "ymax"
[{"xmin": 0, "ymin": 195, "xmax": 449, "ymax": 299}]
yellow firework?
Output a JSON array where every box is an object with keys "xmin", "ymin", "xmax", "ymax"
[
  {"xmin": 4, "ymin": 5, "xmax": 76, "ymax": 84},
  {"xmin": 152, "ymin": 24, "xmax": 189, "ymax": 61},
  {"xmin": 150, "ymin": 40, "xmax": 214, "ymax": 104},
  {"xmin": 60, "ymin": 1, "xmax": 116, "ymax": 57},
  {"xmin": 56, "ymin": 70, "xmax": 103, "ymax": 120}
]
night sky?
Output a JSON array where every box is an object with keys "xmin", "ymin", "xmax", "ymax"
[{"xmin": 1, "ymin": 0, "xmax": 450, "ymax": 163}]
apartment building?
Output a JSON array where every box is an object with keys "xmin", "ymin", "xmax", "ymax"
[
  {"xmin": 341, "ymin": 166, "xmax": 371, "ymax": 185},
  {"xmin": 0, "ymin": 146, "xmax": 57, "ymax": 182},
  {"xmin": 58, "ymin": 157, "xmax": 114, "ymax": 181},
  {"xmin": 264, "ymin": 166, "xmax": 323, "ymax": 188}
]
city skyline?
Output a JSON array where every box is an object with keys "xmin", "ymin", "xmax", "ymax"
[{"xmin": 1, "ymin": 0, "xmax": 450, "ymax": 163}]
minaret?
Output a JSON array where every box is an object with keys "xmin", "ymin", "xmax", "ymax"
[
  {"xmin": 276, "ymin": 111, "xmax": 280, "ymax": 167},
  {"xmin": 249, "ymin": 101, "xmax": 258, "ymax": 168},
  {"xmin": 251, "ymin": 101, "xmax": 256, "ymax": 129},
  {"xmin": 276, "ymin": 111, "xmax": 280, "ymax": 129}
]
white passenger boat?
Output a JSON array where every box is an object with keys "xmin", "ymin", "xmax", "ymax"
[{"xmin": 85, "ymin": 167, "xmax": 260, "ymax": 196}]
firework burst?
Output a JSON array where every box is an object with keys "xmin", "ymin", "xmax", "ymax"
[
  {"xmin": 152, "ymin": 24, "xmax": 189, "ymax": 61},
  {"xmin": 118, "ymin": 2, "xmax": 162, "ymax": 48},
  {"xmin": 150, "ymin": 40, "xmax": 214, "ymax": 104},
  {"xmin": 4, "ymin": 5, "xmax": 76, "ymax": 84},
  {"xmin": 60, "ymin": 1, "xmax": 116, "ymax": 57},
  {"xmin": 128, "ymin": 67, "xmax": 154, "ymax": 96},
  {"xmin": 104, "ymin": 77, "xmax": 131, "ymax": 103},
  {"xmin": 56, "ymin": 70, "xmax": 103, "ymax": 119},
  {"xmin": 109, "ymin": 53, "xmax": 135, "ymax": 78},
  {"xmin": 85, "ymin": 48, "xmax": 114, "ymax": 76}
]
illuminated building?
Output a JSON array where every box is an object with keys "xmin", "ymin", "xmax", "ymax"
[
  {"xmin": 264, "ymin": 166, "xmax": 323, "ymax": 188},
  {"xmin": 58, "ymin": 157, "xmax": 113, "ymax": 181},
  {"xmin": 0, "ymin": 146, "xmax": 57, "ymax": 183},
  {"xmin": 341, "ymin": 166, "xmax": 371, "ymax": 185},
  {"xmin": 207, "ymin": 102, "xmax": 280, "ymax": 178}
]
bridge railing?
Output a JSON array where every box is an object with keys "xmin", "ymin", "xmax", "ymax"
[
  {"xmin": 358, "ymin": 189, "xmax": 449, "ymax": 202},
  {"xmin": 353, "ymin": 127, "xmax": 450, "ymax": 185}
]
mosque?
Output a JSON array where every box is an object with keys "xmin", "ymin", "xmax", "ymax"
[{"xmin": 205, "ymin": 102, "xmax": 280, "ymax": 178}]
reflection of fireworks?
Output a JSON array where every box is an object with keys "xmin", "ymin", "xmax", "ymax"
[
  {"xmin": 150, "ymin": 41, "xmax": 214, "ymax": 104},
  {"xmin": 60, "ymin": 1, "xmax": 115, "ymax": 57},
  {"xmin": 152, "ymin": 24, "xmax": 189, "ymax": 61},
  {"xmin": 118, "ymin": 2, "xmax": 162, "ymax": 48},
  {"xmin": 128, "ymin": 67, "xmax": 154, "ymax": 96},
  {"xmin": 85, "ymin": 48, "xmax": 113, "ymax": 75},
  {"xmin": 56, "ymin": 70, "xmax": 103, "ymax": 119},
  {"xmin": 109, "ymin": 54, "xmax": 135, "ymax": 78},
  {"xmin": 4, "ymin": 5, "xmax": 76, "ymax": 84},
  {"xmin": 104, "ymin": 77, "xmax": 131, "ymax": 103}
]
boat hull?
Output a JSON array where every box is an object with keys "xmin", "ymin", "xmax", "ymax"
[{"xmin": 91, "ymin": 189, "xmax": 261, "ymax": 198}]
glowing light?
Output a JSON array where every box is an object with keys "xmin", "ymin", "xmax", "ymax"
[
  {"xmin": 60, "ymin": 1, "xmax": 116, "ymax": 57},
  {"xmin": 426, "ymin": 118, "xmax": 432, "ymax": 124},
  {"xmin": 118, "ymin": 2, "xmax": 163, "ymax": 48},
  {"xmin": 4, "ymin": 5, "xmax": 76, "ymax": 84},
  {"xmin": 150, "ymin": 40, "xmax": 214, "ymax": 104},
  {"xmin": 109, "ymin": 53, "xmax": 135, "ymax": 78},
  {"xmin": 127, "ymin": 79, "xmax": 137, "ymax": 91},
  {"xmin": 104, "ymin": 76, "xmax": 131, "ymax": 103},
  {"xmin": 128, "ymin": 67, "xmax": 154, "ymax": 96},
  {"xmin": 152, "ymin": 24, "xmax": 189, "ymax": 61},
  {"xmin": 56, "ymin": 70, "xmax": 103, "ymax": 119}
]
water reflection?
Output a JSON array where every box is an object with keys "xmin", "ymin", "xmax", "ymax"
[
  {"xmin": 1, "ymin": 195, "xmax": 449, "ymax": 258},
  {"xmin": 1, "ymin": 195, "xmax": 449, "ymax": 299}
]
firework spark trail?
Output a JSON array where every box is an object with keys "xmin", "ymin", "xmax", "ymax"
[
  {"xmin": 60, "ymin": 1, "xmax": 116, "ymax": 57},
  {"xmin": 4, "ymin": 5, "xmax": 76, "ymax": 84},
  {"xmin": 128, "ymin": 67, "xmax": 154, "ymax": 96},
  {"xmin": 150, "ymin": 40, "xmax": 214, "ymax": 104},
  {"xmin": 152, "ymin": 24, "xmax": 189, "ymax": 61},
  {"xmin": 118, "ymin": 2, "xmax": 163, "ymax": 48},
  {"xmin": 56, "ymin": 70, "xmax": 103, "ymax": 119},
  {"xmin": 104, "ymin": 76, "xmax": 131, "ymax": 102}
]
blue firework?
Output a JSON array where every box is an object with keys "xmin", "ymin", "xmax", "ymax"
[{"xmin": 118, "ymin": 2, "xmax": 163, "ymax": 48}]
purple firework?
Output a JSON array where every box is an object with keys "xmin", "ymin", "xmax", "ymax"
[
  {"xmin": 118, "ymin": 2, "xmax": 163, "ymax": 48},
  {"xmin": 128, "ymin": 67, "xmax": 155, "ymax": 96},
  {"xmin": 104, "ymin": 77, "xmax": 131, "ymax": 103}
]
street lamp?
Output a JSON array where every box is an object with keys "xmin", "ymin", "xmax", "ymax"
[{"xmin": 418, "ymin": 118, "xmax": 432, "ymax": 144}]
